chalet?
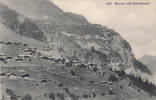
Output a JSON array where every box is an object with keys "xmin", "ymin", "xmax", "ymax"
[
  {"xmin": 108, "ymin": 75, "xmax": 118, "ymax": 82},
  {"xmin": 61, "ymin": 31, "xmax": 73, "ymax": 37},
  {"xmin": 23, "ymin": 48, "xmax": 36, "ymax": 56},
  {"xmin": 70, "ymin": 70, "xmax": 76, "ymax": 77},
  {"xmin": 24, "ymin": 48, "xmax": 32, "ymax": 52},
  {"xmin": 58, "ymin": 83, "xmax": 64, "ymax": 88},
  {"xmin": 18, "ymin": 54, "xmax": 33, "ymax": 59},
  {"xmin": 22, "ymin": 44, "xmax": 28, "ymax": 47},
  {"xmin": 86, "ymin": 63, "xmax": 97, "ymax": 71},
  {"xmin": 73, "ymin": 87, "xmax": 79, "ymax": 90},
  {"xmin": 7, "ymin": 73, "xmax": 17, "ymax": 79},
  {"xmin": 15, "ymin": 58, "xmax": 24, "ymax": 61},
  {"xmin": 87, "ymin": 63, "xmax": 97, "ymax": 67},
  {"xmin": 34, "ymin": 68, "xmax": 39, "ymax": 72},
  {"xmin": 0, "ymin": 57, "xmax": 5, "ymax": 62},
  {"xmin": 108, "ymin": 82, "xmax": 113, "ymax": 85},
  {"xmin": 0, "ymin": 73, "xmax": 5, "ymax": 77},
  {"xmin": 71, "ymin": 60, "xmax": 80, "ymax": 66},
  {"xmin": 60, "ymin": 58, "xmax": 66, "ymax": 64},
  {"xmin": 41, "ymin": 56, "xmax": 51, "ymax": 60},
  {"xmin": 23, "ymin": 55, "xmax": 31, "ymax": 59},
  {"xmin": 115, "ymin": 75, "xmax": 122, "ymax": 80},
  {"xmin": 65, "ymin": 62, "xmax": 72, "ymax": 67},
  {"xmin": 5, "ymin": 57, "xmax": 12, "ymax": 60},
  {"xmin": 21, "ymin": 73, "xmax": 29, "ymax": 78},
  {"xmin": 111, "ymin": 66, "xmax": 121, "ymax": 72},
  {"xmin": 41, "ymin": 79, "xmax": 47, "ymax": 84},
  {"xmin": 13, "ymin": 42, "xmax": 22, "ymax": 46},
  {"xmin": 78, "ymin": 64, "xmax": 87, "ymax": 68},
  {"xmin": 0, "ymin": 55, "xmax": 6, "ymax": 60},
  {"xmin": 41, "ymin": 47, "xmax": 51, "ymax": 51},
  {"xmin": 54, "ymin": 58, "xmax": 66, "ymax": 64},
  {"xmin": 5, "ymin": 42, "xmax": 12, "ymax": 44}
]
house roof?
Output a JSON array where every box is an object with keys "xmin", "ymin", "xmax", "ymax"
[
  {"xmin": 0, "ymin": 73, "xmax": 5, "ymax": 76},
  {"xmin": 7, "ymin": 73, "xmax": 16, "ymax": 76},
  {"xmin": 41, "ymin": 79, "xmax": 47, "ymax": 83},
  {"xmin": 21, "ymin": 73, "xmax": 29, "ymax": 77}
]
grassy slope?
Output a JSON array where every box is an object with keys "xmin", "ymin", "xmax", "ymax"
[
  {"xmin": 0, "ymin": 43, "xmax": 155, "ymax": 100},
  {"xmin": 0, "ymin": 23, "xmax": 46, "ymax": 47}
]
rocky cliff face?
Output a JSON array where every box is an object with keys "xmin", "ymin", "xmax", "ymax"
[{"xmin": 0, "ymin": 0, "xmax": 151, "ymax": 76}]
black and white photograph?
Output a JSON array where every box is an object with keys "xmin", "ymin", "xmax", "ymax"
[{"xmin": 0, "ymin": 0, "xmax": 156, "ymax": 100}]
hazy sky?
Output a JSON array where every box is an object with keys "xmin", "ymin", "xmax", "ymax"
[{"xmin": 52, "ymin": 0, "xmax": 156, "ymax": 58}]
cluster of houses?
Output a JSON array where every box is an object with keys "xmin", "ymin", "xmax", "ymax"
[
  {"xmin": 0, "ymin": 69, "xmax": 53, "ymax": 86},
  {"xmin": 38, "ymin": 53, "xmax": 106, "ymax": 75},
  {"xmin": 0, "ymin": 41, "xmax": 28, "ymax": 47},
  {"xmin": 0, "ymin": 55, "xmax": 13, "ymax": 63},
  {"xmin": 0, "ymin": 72, "xmax": 31, "ymax": 80},
  {"xmin": 16, "ymin": 47, "xmax": 40, "ymax": 61},
  {"xmin": 18, "ymin": 48, "xmax": 36, "ymax": 58},
  {"xmin": 0, "ymin": 41, "xmax": 37, "ymax": 63}
]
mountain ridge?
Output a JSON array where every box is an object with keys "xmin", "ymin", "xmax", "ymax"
[
  {"xmin": 0, "ymin": 0, "xmax": 88, "ymax": 24},
  {"xmin": 0, "ymin": 0, "xmax": 156, "ymax": 100},
  {"xmin": 139, "ymin": 55, "xmax": 156, "ymax": 76}
]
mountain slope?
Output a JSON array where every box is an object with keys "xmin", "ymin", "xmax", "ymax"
[
  {"xmin": 0, "ymin": 0, "xmax": 88, "ymax": 24},
  {"xmin": 0, "ymin": 0, "xmax": 152, "ymax": 79},
  {"xmin": 139, "ymin": 55, "xmax": 156, "ymax": 75},
  {"xmin": 0, "ymin": 23, "xmax": 46, "ymax": 47},
  {"xmin": 139, "ymin": 55, "xmax": 156, "ymax": 65},
  {"xmin": 0, "ymin": 0, "xmax": 155, "ymax": 100}
]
